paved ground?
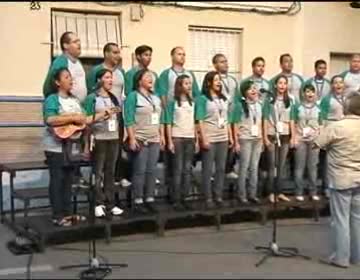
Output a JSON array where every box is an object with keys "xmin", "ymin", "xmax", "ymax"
[{"xmin": 0, "ymin": 217, "xmax": 359, "ymax": 279}]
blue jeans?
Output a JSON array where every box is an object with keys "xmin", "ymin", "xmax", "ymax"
[
  {"xmin": 201, "ymin": 141, "xmax": 228, "ymax": 200},
  {"xmin": 237, "ymin": 139, "xmax": 263, "ymax": 199},
  {"xmin": 130, "ymin": 142, "xmax": 160, "ymax": 201},
  {"xmin": 329, "ymin": 186, "xmax": 360, "ymax": 266}
]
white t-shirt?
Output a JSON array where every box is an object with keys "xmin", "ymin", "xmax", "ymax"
[{"xmin": 67, "ymin": 58, "xmax": 87, "ymax": 103}]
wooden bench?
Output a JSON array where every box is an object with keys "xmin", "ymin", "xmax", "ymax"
[{"xmin": 0, "ymin": 160, "xmax": 91, "ymax": 228}]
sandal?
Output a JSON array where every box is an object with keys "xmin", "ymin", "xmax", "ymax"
[
  {"xmin": 64, "ymin": 215, "xmax": 87, "ymax": 224},
  {"xmin": 53, "ymin": 217, "xmax": 73, "ymax": 227}
]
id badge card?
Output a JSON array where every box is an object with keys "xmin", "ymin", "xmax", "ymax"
[
  {"xmin": 251, "ymin": 125, "xmax": 259, "ymax": 137},
  {"xmin": 276, "ymin": 121, "xmax": 284, "ymax": 133},
  {"xmin": 151, "ymin": 112, "xmax": 159, "ymax": 125},
  {"xmin": 218, "ymin": 117, "xmax": 225, "ymax": 128},
  {"xmin": 303, "ymin": 127, "xmax": 311, "ymax": 137},
  {"xmin": 108, "ymin": 119, "xmax": 117, "ymax": 132}
]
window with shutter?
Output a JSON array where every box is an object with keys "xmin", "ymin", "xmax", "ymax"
[
  {"xmin": 51, "ymin": 10, "xmax": 122, "ymax": 58},
  {"xmin": 187, "ymin": 26, "xmax": 242, "ymax": 87}
]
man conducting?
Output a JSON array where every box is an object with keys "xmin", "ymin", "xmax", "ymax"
[{"xmin": 315, "ymin": 93, "xmax": 360, "ymax": 268}]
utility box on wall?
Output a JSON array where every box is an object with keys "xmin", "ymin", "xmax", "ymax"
[{"xmin": 130, "ymin": 4, "xmax": 142, "ymax": 21}]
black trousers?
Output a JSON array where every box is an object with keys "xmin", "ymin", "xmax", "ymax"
[
  {"xmin": 94, "ymin": 140, "xmax": 119, "ymax": 208},
  {"xmin": 115, "ymin": 116, "xmax": 132, "ymax": 181},
  {"xmin": 45, "ymin": 151, "xmax": 74, "ymax": 220}
]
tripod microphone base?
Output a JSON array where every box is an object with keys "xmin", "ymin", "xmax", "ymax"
[
  {"xmin": 255, "ymin": 242, "xmax": 311, "ymax": 267},
  {"xmin": 60, "ymin": 258, "xmax": 128, "ymax": 280}
]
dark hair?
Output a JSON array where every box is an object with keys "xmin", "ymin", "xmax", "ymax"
[
  {"xmin": 314, "ymin": 59, "xmax": 326, "ymax": 69},
  {"xmin": 60, "ymin": 31, "xmax": 74, "ymax": 52},
  {"xmin": 93, "ymin": 68, "xmax": 113, "ymax": 93},
  {"xmin": 103, "ymin": 42, "xmax": 119, "ymax": 57},
  {"xmin": 170, "ymin": 46, "xmax": 184, "ymax": 56},
  {"xmin": 251, "ymin": 56, "xmax": 265, "ymax": 67},
  {"xmin": 279, "ymin": 53, "xmax": 292, "ymax": 64},
  {"xmin": 94, "ymin": 68, "xmax": 120, "ymax": 108},
  {"xmin": 51, "ymin": 67, "xmax": 71, "ymax": 92},
  {"xmin": 302, "ymin": 83, "xmax": 316, "ymax": 93},
  {"xmin": 135, "ymin": 45, "xmax": 153, "ymax": 56},
  {"xmin": 133, "ymin": 68, "xmax": 151, "ymax": 91},
  {"xmin": 331, "ymin": 74, "xmax": 343, "ymax": 84},
  {"xmin": 346, "ymin": 93, "xmax": 360, "ymax": 116},
  {"xmin": 212, "ymin": 53, "xmax": 226, "ymax": 64},
  {"xmin": 201, "ymin": 71, "xmax": 227, "ymax": 101},
  {"xmin": 272, "ymin": 74, "xmax": 290, "ymax": 108},
  {"xmin": 174, "ymin": 75, "xmax": 192, "ymax": 107},
  {"xmin": 240, "ymin": 80, "xmax": 255, "ymax": 118}
]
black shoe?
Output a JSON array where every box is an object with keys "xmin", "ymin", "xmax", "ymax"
[
  {"xmin": 145, "ymin": 202, "xmax": 158, "ymax": 213},
  {"xmin": 248, "ymin": 197, "xmax": 260, "ymax": 205},
  {"xmin": 173, "ymin": 202, "xmax": 185, "ymax": 212},
  {"xmin": 214, "ymin": 198, "xmax": 224, "ymax": 208},
  {"xmin": 182, "ymin": 201, "xmax": 193, "ymax": 211},
  {"xmin": 205, "ymin": 199, "xmax": 215, "ymax": 210},
  {"xmin": 133, "ymin": 203, "xmax": 149, "ymax": 215},
  {"xmin": 235, "ymin": 196, "xmax": 248, "ymax": 205}
]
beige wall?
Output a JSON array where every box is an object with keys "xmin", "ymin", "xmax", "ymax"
[{"xmin": 0, "ymin": 2, "xmax": 359, "ymax": 96}]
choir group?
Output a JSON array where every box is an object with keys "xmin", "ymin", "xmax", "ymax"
[{"xmin": 42, "ymin": 31, "xmax": 360, "ymax": 227}]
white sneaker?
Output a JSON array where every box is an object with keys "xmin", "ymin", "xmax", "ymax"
[
  {"xmin": 295, "ymin": 195, "xmax": 304, "ymax": 202},
  {"xmin": 226, "ymin": 172, "xmax": 239, "ymax": 179},
  {"xmin": 121, "ymin": 179, "xmax": 132, "ymax": 188},
  {"xmin": 155, "ymin": 178, "xmax": 160, "ymax": 185},
  {"xmin": 95, "ymin": 205, "xmax": 106, "ymax": 218},
  {"xmin": 211, "ymin": 176, "xmax": 215, "ymax": 182},
  {"xmin": 311, "ymin": 195, "xmax": 320, "ymax": 201},
  {"xmin": 111, "ymin": 206, "xmax": 124, "ymax": 216}
]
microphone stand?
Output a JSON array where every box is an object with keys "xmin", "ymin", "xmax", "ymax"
[
  {"xmin": 254, "ymin": 117, "xmax": 311, "ymax": 267},
  {"xmin": 59, "ymin": 95, "xmax": 128, "ymax": 279}
]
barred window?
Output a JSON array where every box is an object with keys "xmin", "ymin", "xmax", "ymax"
[
  {"xmin": 187, "ymin": 25, "xmax": 242, "ymax": 86},
  {"xmin": 51, "ymin": 10, "xmax": 122, "ymax": 58}
]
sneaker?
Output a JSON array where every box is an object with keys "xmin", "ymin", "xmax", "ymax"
[
  {"xmin": 295, "ymin": 195, "xmax": 305, "ymax": 202},
  {"xmin": 111, "ymin": 206, "xmax": 124, "ymax": 216},
  {"xmin": 95, "ymin": 205, "xmax": 106, "ymax": 218},
  {"xmin": 278, "ymin": 193, "xmax": 291, "ymax": 202},
  {"xmin": 214, "ymin": 197, "xmax": 224, "ymax": 208},
  {"xmin": 120, "ymin": 179, "xmax": 132, "ymax": 188},
  {"xmin": 114, "ymin": 181, "xmax": 121, "ymax": 187},
  {"xmin": 210, "ymin": 176, "xmax": 215, "ymax": 182},
  {"xmin": 236, "ymin": 196, "xmax": 248, "ymax": 205},
  {"xmin": 226, "ymin": 172, "xmax": 239, "ymax": 180},
  {"xmin": 155, "ymin": 178, "xmax": 161, "ymax": 185},
  {"xmin": 248, "ymin": 197, "xmax": 260, "ymax": 205},
  {"xmin": 311, "ymin": 195, "xmax": 320, "ymax": 201}
]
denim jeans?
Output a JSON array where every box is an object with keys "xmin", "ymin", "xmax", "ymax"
[
  {"xmin": 45, "ymin": 151, "xmax": 74, "ymax": 220},
  {"xmin": 94, "ymin": 140, "xmax": 119, "ymax": 208},
  {"xmin": 237, "ymin": 138, "xmax": 263, "ymax": 199},
  {"xmin": 294, "ymin": 141, "xmax": 319, "ymax": 196},
  {"xmin": 171, "ymin": 137, "xmax": 195, "ymax": 202},
  {"xmin": 130, "ymin": 142, "xmax": 160, "ymax": 201},
  {"xmin": 329, "ymin": 187, "xmax": 360, "ymax": 266},
  {"xmin": 265, "ymin": 135, "xmax": 290, "ymax": 194},
  {"xmin": 201, "ymin": 141, "xmax": 228, "ymax": 200}
]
